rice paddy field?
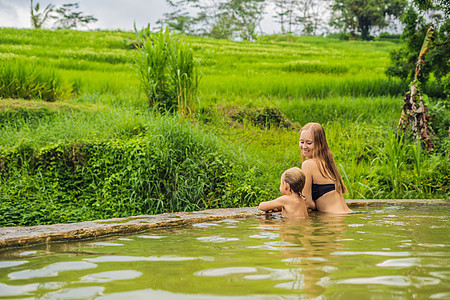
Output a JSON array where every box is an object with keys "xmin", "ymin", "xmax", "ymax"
[{"xmin": 0, "ymin": 28, "xmax": 448, "ymax": 227}]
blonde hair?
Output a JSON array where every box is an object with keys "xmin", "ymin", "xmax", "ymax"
[
  {"xmin": 282, "ymin": 167, "xmax": 306, "ymax": 195},
  {"xmin": 300, "ymin": 122, "xmax": 346, "ymax": 194}
]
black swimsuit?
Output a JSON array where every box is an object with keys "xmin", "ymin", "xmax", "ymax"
[{"xmin": 311, "ymin": 183, "xmax": 335, "ymax": 202}]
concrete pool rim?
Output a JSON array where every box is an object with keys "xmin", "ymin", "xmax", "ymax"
[{"xmin": 0, "ymin": 199, "xmax": 447, "ymax": 250}]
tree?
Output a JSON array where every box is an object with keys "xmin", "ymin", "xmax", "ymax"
[
  {"xmin": 296, "ymin": 0, "xmax": 328, "ymax": 35},
  {"xmin": 218, "ymin": 0, "xmax": 267, "ymax": 40},
  {"xmin": 386, "ymin": 1, "xmax": 449, "ymax": 96},
  {"xmin": 51, "ymin": 2, "xmax": 98, "ymax": 29},
  {"xmin": 330, "ymin": 0, "xmax": 407, "ymax": 40},
  {"xmin": 160, "ymin": 0, "xmax": 196, "ymax": 33},
  {"xmin": 272, "ymin": 0, "xmax": 298, "ymax": 34},
  {"xmin": 30, "ymin": 0, "xmax": 54, "ymax": 29},
  {"xmin": 387, "ymin": 0, "xmax": 449, "ymax": 151},
  {"xmin": 272, "ymin": 0, "xmax": 330, "ymax": 35},
  {"xmin": 161, "ymin": 0, "xmax": 266, "ymax": 40}
]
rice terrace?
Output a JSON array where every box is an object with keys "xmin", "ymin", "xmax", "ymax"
[
  {"xmin": 0, "ymin": 26, "xmax": 448, "ymax": 226},
  {"xmin": 0, "ymin": 0, "xmax": 449, "ymax": 298}
]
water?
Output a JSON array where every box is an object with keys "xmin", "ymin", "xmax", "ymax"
[{"xmin": 0, "ymin": 204, "xmax": 449, "ymax": 299}]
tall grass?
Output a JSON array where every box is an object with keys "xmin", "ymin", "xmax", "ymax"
[
  {"xmin": 134, "ymin": 28, "xmax": 200, "ymax": 115},
  {"xmin": 0, "ymin": 59, "xmax": 72, "ymax": 101},
  {"xmin": 202, "ymin": 73, "xmax": 406, "ymax": 99},
  {"xmin": 0, "ymin": 103, "xmax": 146, "ymax": 148},
  {"xmin": 282, "ymin": 61, "xmax": 349, "ymax": 74},
  {"xmin": 171, "ymin": 39, "xmax": 201, "ymax": 116},
  {"xmin": 134, "ymin": 28, "xmax": 173, "ymax": 109}
]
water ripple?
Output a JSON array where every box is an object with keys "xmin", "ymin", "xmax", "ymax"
[
  {"xmin": 0, "ymin": 261, "xmax": 28, "ymax": 268},
  {"xmin": 0, "ymin": 282, "xmax": 39, "ymax": 297},
  {"xmin": 193, "ymin": 222, "xmax": 221, "ymax": 228},
  {"xmin": 196, "ymin": 236, "xmax": 240, "ymax": 243},
  {"xmin": 95, "ymin": 288, "xmax": 291, "ymax": 300},
  {"xmin": 332, "ymin": 251, "xmax": 411, "ymax": 256},
  {"xmin": 8, "ymin": 261, "xmax": 97, "ymax": 280},
  {"xmin": 90, "ymin": 242, "xmax": 123, "ymax": 246},
  {"xmin": 80, "ymin": 270, "xmax": 142, "ymax": 283},
  {"xmin": 136, "ymin": 235, "xmax": 165, "ymax": 239},
  {"xmin": 430, "ymin": 292, "xmax": 450, "ymax": 299},
  {"xmin": 339, "ymin": 275, "xmax": 441, "ymax": 287},
  {"xmin": 248, "ymin": 232, "xmax": 279, "ymax": 239},
  {"xmin": 40, "ymin": 286, "xmax": 105, "ymax": 300},
  {"xmin": 194, "ymin": 267, "xmax": 258, "ymax": 277},
  {"xmin": 84, "ymin": 255, "xmax": 199, "ymax": 263}
]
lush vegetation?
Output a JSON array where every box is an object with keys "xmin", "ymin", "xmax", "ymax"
[{"xmin": 0, "ymin": 28, "xmax": 448, "ymax": 227}]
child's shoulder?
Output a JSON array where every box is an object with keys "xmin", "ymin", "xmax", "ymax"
[{"xmin": 281, "ymin": 194, "xmax": 300, "ymax": 202}]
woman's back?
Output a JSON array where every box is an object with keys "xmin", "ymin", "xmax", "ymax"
[{"xmin": 302, "ymin": 158, "xmax": 352, "ymax": 214}]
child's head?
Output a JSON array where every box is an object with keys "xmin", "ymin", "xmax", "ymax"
[{"xmin": 281, "ymin": 167, "xmax": 306, "ymax": 195}]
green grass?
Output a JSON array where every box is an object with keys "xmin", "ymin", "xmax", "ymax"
[
  {"xmin": 0, "ymin": 28, "xmax": 448, "ymax": 227},
  {"xmin": 0, "ymin": 59, "xmax": 72, "ymax": 101}
]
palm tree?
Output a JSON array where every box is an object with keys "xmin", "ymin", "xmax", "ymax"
[{"xmin": 30, "ymin": 0, "xmax": 54, "ymax": 29}]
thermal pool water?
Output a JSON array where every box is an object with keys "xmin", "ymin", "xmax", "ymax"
[{"xmin": 0, "ymin": 204, "xmax": 449, "ymax": 299}]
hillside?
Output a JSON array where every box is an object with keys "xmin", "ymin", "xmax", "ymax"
[{"xmin": 0, "ymin": 28, "xmax": 447, "ymax": 226}]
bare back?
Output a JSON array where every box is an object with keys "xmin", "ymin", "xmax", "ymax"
[
  {"xmin": 280, "ymin": 194, "xmax": 308, "ymax": 219},
  {"xmin": 302, "ymin": 159, "xmax": 352, "ymax": 214}
]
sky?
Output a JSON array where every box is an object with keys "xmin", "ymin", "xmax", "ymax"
[
  {"xmin": 0, "ymin": 0, "xmax": 172, "ymax": 31},
  {"xmin": 0, "ymin": 0, "xmax": 280, "ymax": 33}
]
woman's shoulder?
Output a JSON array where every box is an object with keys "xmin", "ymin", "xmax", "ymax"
[{"xmin": 301, "ymin": 159, "xmax": 318, "ymax": 170}]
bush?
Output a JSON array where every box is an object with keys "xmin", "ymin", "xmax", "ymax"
[
  {"xmin": 0, "ymin": 116, "xmax": 267, "ymax": 226},
  {"xmin": 229, "ymin": 106, "xmax": 299, "ymax": 130}
]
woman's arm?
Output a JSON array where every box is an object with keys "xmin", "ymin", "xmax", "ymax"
[{"xmin": 301, "ymin": 160, "xmax": 316, "ymax": 210}]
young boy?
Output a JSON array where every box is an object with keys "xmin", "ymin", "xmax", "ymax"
[{"xmin": 258, "ymin": 167, "xmax": 308, "ymax": 219}]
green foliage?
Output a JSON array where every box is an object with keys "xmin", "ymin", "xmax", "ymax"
[
  {"xmin": 229, "ymin": 106, "xmax": 299, "ymax": 129},
  {"xmin": 0, "ymin": 116, "xmax": 267, "ymax": 227},
  {"xmin": 134, "ymin": 27, "xmax": 200, "ymax": 115},
  {"xmin": 218, "ymin": 0, "xmax": 266, "ymax": 41},
  {"xmin": 386, "ymin": 2, "xmax": 449, "ymax": 151},
  {"xmin": 369, "ymin": 131, "xmax": 449, "ymax": 198},
  {"xmin": 0, "ymin": 59, "xmax": 71, "ymax": 101},
  {"xmin": 386, "ymin": 4, "xmax": 450, "ymax": 99},
  {"xmin": 330, "ymin": 0, "xmax": 407, "ymax": 40}
]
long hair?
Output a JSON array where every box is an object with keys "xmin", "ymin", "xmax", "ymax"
[
  {"xmin": 282, "ymin": 167, "xmax": 306, "ymax": 196},
  {"xmin": 300, "ymin": 123, "xmax": 346, "ymax": 194}
]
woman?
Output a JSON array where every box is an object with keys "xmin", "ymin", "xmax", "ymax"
[{"xmin": 299, "ymin": 122, "xmax": 352, "ymax": 214}]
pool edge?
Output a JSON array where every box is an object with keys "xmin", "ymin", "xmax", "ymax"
[{"xmin": 1, "ymin": 199, "xmax": 448, "ymax": 250}]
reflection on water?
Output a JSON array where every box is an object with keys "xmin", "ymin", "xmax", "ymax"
[{"xmin": 0, "ymin": 204, "xmax": 449, "ymax": 299}]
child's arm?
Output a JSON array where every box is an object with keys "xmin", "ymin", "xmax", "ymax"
[{"xmin": 258, "ymin": 196, "xmax": 286, "ymax": 212}]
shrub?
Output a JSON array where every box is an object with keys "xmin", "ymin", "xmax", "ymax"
[
  {"xmin": 0, "ymin": 116, "xmax": 267, "ymax": 227},
  {"xmin": 229, "ymin": 106, "xmax": 299, "ymax": 130}
]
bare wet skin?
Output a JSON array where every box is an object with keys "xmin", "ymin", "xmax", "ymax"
[{"xmin": 0, "ymin": 204, "xmax": 449, "ymax": 299}]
